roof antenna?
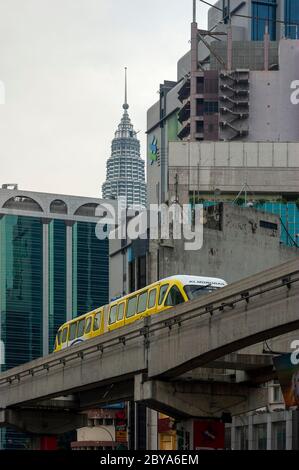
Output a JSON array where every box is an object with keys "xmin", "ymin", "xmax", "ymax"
[
  {"xmin": 123, "ymin": 67, "xmax": 129, "ymax": 111},
  {"xmin": 193, "ymin": 0, "xmax": 196, "ymax": 23}
]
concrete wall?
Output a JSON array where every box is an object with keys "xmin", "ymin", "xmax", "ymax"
[
  {"xmin": 248, "ymin": 40, "xmax": 299, "ymax": 142},
  {"xmin": 210, "ymin": 41, "xmax": 279, "ymax": 71},
  {"xmin": 77, "ymin": 426, "xmax": 115, "ymax": 442},
  {"xmin": 147, "ymin": 81, "xmax": 181, "ymax": 206},
  {"xmin": 148, "ymin": 204, "xmax": 298, "ymax": 284},
  {"xmin": 209, "ymin": 0, "xmax": 251, "ymax": 39},
  {"xmin": 168, "ymin": 141, "xmax": 299, "ymax": 204}
]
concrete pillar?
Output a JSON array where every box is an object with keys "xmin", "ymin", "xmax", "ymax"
[
  {"xmin": 227, "ymin": 26, "xmax": 233, "ymax": 71},
  {"xmin": 42, "ymin": 219, "xmax": 50, "ymax": 356},
  {"xmin": 264, "ymin": 26, "xmax": 270, "ymax": 71},
  {"xmin": 66, "ymin": 221, "xmax": 74, "ymax": 321},
  {"xmin": 266, "ymin": 413, "xmax": 272, "ymax": 450},
  {"xmin": 248, "ymin": 415, "xmax": 253, "ymax": 450},
  {"xmin": 190, "ymin": 21, "xmax": 198, "ymax": 141},
  {"xmin": 231, "ymin": 417, "xmax": 236, "ymax": 450},
  {"xmin": 147, "ymin": 409, "xmax": 158, "ymax": 450},
  {"xmin": 286, "ymin": 410, "xmax": 293, "ymax": 450}
]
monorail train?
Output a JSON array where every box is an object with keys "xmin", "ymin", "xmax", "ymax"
[{"xmin": 54, "ymin": 275, "xmax": 227, "ymax": 352}]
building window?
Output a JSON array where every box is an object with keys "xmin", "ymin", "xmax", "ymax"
[
  {"xmin": 204, "ymin": 101, "xmax": 219, "ymax": 114},
  {"xmin": 253, "ymin": 423, "xmax": 267, "ymax": 450},
  {"xmin": 272, "ymin": 421, "xmax": 286, "ymax": 450},
  {"xmin": 273, "ymin": 381, "xmax": 283, "ymax": 403},
  {"xmin": 252, "ymin": 0, "xmax": 276, "ymax": 41},
  {"xmin": 2, "ymin": 196, "xmax": 43, "ymax": 212},
  {"xmin": 137, "ymin": 256, "xmax": 147, "ymax": 290},
  {"xmin": 50, "ymin": 199, "xmax": 67, "ymax": 214},
  {"xmin": 285, "ymin": 0, "xmax": 299, "ymax": 38},
  {"xmin": 235, "ymin": 426, "xmax": 248, "ymax": 450}
]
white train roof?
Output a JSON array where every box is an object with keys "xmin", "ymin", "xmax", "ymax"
[{"xmin": 162, "ymin": 275, "xmax": 227, "ymax": 287}]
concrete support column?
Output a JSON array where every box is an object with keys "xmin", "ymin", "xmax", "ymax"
[
  {"xmin": 42, "ymin": 219, "xmax": 50, "ymax": 356},
  {"xmin": 264, "ymin": 27, "xmax": 270, "ymax": 71},
  {"xmin": 190, "ymin": 20, "xmax": 198, "ymax": 141},
  {"xmin": 248, "ymin": 415, "xmax": 253, "ymax": 450},
  {"xmin": 266, "ymin": 413, "xmax": 272, "ymax": 450},
  {"xmin": 227, "ymin": 27, "xmax": 233, "ymax": 71},
  {"xmin": 66, "ymin": 221, "xmax": 74, "ymax": 321},
  {"xmin": 231, "ymin": 417, "xmax": 236, "ymax": 450},
  {"xmin": 286, "ymin": 410, "xmax": 293, "ymax": 450},
  {"xmin": 147, "ymin": 409, "xmax": 158, "ymax": 451}
]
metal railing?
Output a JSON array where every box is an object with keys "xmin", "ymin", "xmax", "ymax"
[{"xmin": 0, "ymin": 265, "xmax": 298, "ymax": 388}]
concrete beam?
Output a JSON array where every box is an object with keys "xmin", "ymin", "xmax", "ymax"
[
  {"xmin": 0, "ymin": 408, "xmax": 87, "ymax": 435},
  {"xmin": 78, "ymin": 380, "xmax": 134, "ymax": 409},
  {"xmin": 0, "ymin": 260, "xmax": 297, "ymax": 410},
  {"xmin": 179, "ymin": 354, "xmax": 274, "ymax": 382},
  {"xmin": 0, "ymin": 321, "xmax": 146, "ymax": 408},
  {"xmin": 148, "ymin": 267, "xmax": 299, "ymax": 378},
  {"xmin": 134, "ymin": 375, "xmax": 268, "ymax": 419},
  {"xmin": 207, "ymin": 353, "xmax": 274, "ymax": 371}
]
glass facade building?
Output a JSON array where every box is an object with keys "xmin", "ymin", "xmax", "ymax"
[
  {"xmin": 252, "ymin": 0, "xmax": 277, "ymax": 41},
  {"xmin": 285, "ymin": 0, "xmax": 299, "ymax": 38},
  {"xmin": 251, "ymin": 0, "xmax": 299, "ymax": 41},
  {"xmin": 73, "ymin": 221, "xmax": 109, "ymax": 317},
  {"xmin": 0, "ymin": 190, "xmax": 110, "ymax": 449}
]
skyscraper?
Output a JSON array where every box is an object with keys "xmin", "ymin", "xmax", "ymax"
[
  {"xmin": 0, "ymin": 187, "xmax": 110, "ymax": 448},
  {"xmin": 102, "ymin": 69, "xmax": 147, "ymax": 207}
]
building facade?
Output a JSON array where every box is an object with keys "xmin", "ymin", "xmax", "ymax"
[
  {"xmin": 211, "ymin": 0, "xmax": 299, "ymax": 42},
  {"xmin": 102, "ymin": 69, "xmax": 147, "ymax": 207},
  {"xmin": 143, "ymin": 1, "xmax": 299, "ymax": 449},
  {"xmin": 0, "ymin": 187, "xmax": 111, "ymax": 448},
  {"xmin": 147, "ymin": 2, "xmax": 299, "ymax": 205}
]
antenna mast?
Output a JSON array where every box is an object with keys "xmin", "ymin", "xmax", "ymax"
[{"xmin": 123, "ymin": 67, "xmax": 129, "ymax": 110}]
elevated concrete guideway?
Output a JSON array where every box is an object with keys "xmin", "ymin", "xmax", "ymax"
[{"xmin": 0, "ymin": 259, "xmax": 298, "ymax": 432}]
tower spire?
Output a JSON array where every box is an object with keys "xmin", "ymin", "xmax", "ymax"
[{"xmin": 123, "ymin": 67, "xmax": 129, "ymax": 111}]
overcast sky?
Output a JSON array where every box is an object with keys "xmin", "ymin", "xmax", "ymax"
[{"xmin": 0, "ymin": 0, "xmax": 210, "ymax": 197}]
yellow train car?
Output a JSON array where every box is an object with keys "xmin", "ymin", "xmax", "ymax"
[{"xmin": 54, "ymin": 275, "xmax": 227, "ymax": 353}]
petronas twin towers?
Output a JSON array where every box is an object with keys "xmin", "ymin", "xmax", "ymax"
[{"xmin": 102, "ymin": 68, "xmax": 147, "ymax": 207}]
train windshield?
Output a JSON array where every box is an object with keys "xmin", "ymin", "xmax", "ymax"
[{"xmin": 184, "ymin": 283, "xmax": 218, "ymax": 300}]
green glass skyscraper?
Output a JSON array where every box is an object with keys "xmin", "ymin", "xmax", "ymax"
[{"xmin": 0, "ymin": 187, "xmax": 111, "ymax": 448}]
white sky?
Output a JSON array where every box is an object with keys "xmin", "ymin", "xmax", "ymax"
[{"xmin": 0, "ymin": 0, "xmax": 210, "ymax": 197}]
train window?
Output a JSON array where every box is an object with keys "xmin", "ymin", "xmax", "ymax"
[
  {"xmin": 93, "ymin": 312, "xmax": 101, "ymax": 331},
  {"xmin": 57, "ymin": 330, "xmax": 62, "ymax": 346},
  {"xmin": 158, "ymin": 284, "xmax": 169, "ymax": 305},
  {"xmin": 165, "ymin": 286, "xmax": 185, "ymax": 307},
  {"xmin": 109, "ymin": 305, "xmax": 118, "ymax": 324},
  {"xmin": 148, "ymin": 289, "xmax": 157, "ymax": 309},
  {"xmin": 127, "ymin": 296, "xmax": 137, "ymax": 318},
  {"xmin": 69, "ymin": 322, "xmax": 77, "ymax": 341},
  {"xmin": 77, "ymin": 319, "xmax": 85, "ymax": 337},
  {"xmin": 85, "ymin": 316, "xmax": 92, "ymax": 334},
  {"xmin": 184, "ymin": 284, "xmax": 217, "ymax": 300},
  {"xmin": 118, "ymin": 303, "xmax": 125, "ymax": 321},
  {"xmin": 137, "ymin": 292, "xmax": 148, "ymax": 314},
  {"xmin": 62, "ymin": 327, "xmax": 68, "ymax": 343}
]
